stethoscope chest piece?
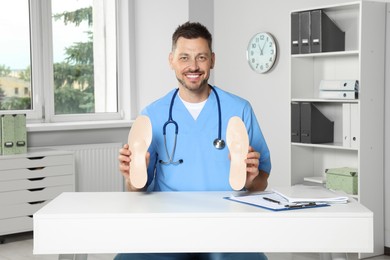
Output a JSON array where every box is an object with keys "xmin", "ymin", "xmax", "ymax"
[{"xmin": 213, "ymin": 138, "xmax": 225, "ymax": 150}]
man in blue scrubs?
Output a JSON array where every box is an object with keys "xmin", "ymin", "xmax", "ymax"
[{"xmin": 117, "ymin": 21, "xmax": 271, "ymax": 260}]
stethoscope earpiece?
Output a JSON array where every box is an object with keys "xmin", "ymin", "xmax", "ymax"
[
  {"xmin": 159, "ymin": 159, "xmax": 184, "ymax": 164},
  {"xmin": 159, "ymin": 86, "xmax": 224, "ymax": 165}
]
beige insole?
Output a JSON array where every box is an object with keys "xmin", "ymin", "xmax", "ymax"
[
  {"xmin": 127, "ymin": 115, "xmax": 152, "ymax": 189},
  {"xmin": 226, "ymin": 116, "xmax": 249, "ymax": 191}
]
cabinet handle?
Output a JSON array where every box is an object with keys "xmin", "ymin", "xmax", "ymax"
[
  {"xmin": 28, "ymin": 200, "xmax": 46, "ymax": 205},
  {"xmin": 28, "ymin": 177, "xmax": 45, "ymax": 181},
  {"xmin": 28, "ymin": 188, "xmax": 45, "ymax": 192},
  {"xmin": 27, "ymin": 156, "xmax": 45, "ymax": 160},
  {"xmin": 27, "ymin": 167, "xmax": 45, "ymax": 171}
]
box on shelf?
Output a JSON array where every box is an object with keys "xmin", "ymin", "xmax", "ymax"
[
  {"xmin": 14, "ymin": 114, "xmax": 27, "ymax": 154},
  {"xmin": 1, "ymin": 114, "xmax": 15, "ymax": 155},
  {"xmin": 0, "ymin": 113, "xmax": 27, "ymax": 155},
  {"xmin": 325, "ymin": 167, "xmax": 358, "ymax": 195}
]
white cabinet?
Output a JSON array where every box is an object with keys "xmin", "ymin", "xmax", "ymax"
[
  {"xmin": 290, "ymin": 1, "xmax": 385, "ymax": 258},
  {"xmin": 0, "ymin": 148, "xmax": 74, "ymax": 236}
]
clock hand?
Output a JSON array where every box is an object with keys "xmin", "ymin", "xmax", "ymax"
[
  {"xmin": 258, "ymin": 43, "xmax": 263, "ymax": 55},
  {"xmin": 259, "ymin": 38, "xmax": 268, "ymax": 55}
]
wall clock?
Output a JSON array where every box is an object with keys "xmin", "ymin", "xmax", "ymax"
[{"xmin": 246, "ymin": 32, "xmax": 277, "ymax": 74}]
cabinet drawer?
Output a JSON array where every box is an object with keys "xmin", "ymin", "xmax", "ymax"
[
  {"xmin": 0, "ymin": 175, "xmax": 74, "ymax": 192},
  {"xmin": 0, "ymin": 165, "xmax": 74, "ymax": 181},
  {"xmin": 0, "ymin": 154, "xmax": 74, "ymax": 170},
  {"xmin": 0, "ymin": 216, "xmax": 33, "ymax": 236},
  {"xmin": 0, "ymin": 200, "xmax": 50, "ymax": 219},
  {"xmin": 0, "ymin": 185, "xmax": 74, "ymax": 205}
]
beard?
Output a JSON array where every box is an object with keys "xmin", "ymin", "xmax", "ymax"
[{"xmin": 176, "ymin": 74, "xmax": 209, "ymax": 92}]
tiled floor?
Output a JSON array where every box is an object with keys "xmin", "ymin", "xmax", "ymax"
[{"xmin": 1, "ymin": 232, "xmax": 389, "ymax": 260}]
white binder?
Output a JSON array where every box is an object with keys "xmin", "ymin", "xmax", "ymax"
[
  {"xmin": 319, "ymin": 80, "xmax": 359, "ymax": 91},
  {"xmin": 350, "ymin": 103, "xmax": 359, "ymax": 149},
  {"xmin": 319, "ymin": 90, "xmax": 357, "ymax": 100},
  {"xmin": 342, "ymin": 103, "xmax": 351, "ymax": 147}
]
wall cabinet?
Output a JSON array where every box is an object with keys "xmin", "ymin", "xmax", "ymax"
[
  {"xmin": 290, "ymin": 1, "xmax": 385, "ymax": 258},
  {"xmin": 0, "ymin": 148, "xmax": 74, "ymax": 236}
]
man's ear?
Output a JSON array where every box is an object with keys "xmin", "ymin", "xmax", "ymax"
[
  {"xmin": 210, "ymin": 52, "xmax": 215, "ymax": 69},
  {"xmin": 169, "ymin": 52, "xmax": 174, "ymax": 69}
]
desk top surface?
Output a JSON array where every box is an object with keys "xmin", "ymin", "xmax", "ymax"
[{"xmin": 34, "ymin": 191, "xmax": 372, "ymax": 219}]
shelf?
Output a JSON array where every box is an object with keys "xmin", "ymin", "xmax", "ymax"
[
  {"xmin": 291, "ymin": 1, "xmax": 360, "ymax": 14},
  {"xmin": 291, "ymin": 142, "xmax": 358, "ymax": 151},
  {"xmin": 291, "ymin": 50, "xmax": 359, "ymax": 58},
  {"xmin": 291, "ymin": 98, "xmax": 359, "ymax": 103}
]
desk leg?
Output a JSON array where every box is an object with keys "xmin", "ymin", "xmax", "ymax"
[
  {"xmin": 320, "ymin": 253, "xmax": 348, "ymax": 260},
  {"xmin": 58, "ymin": 254, "xmax": 88, "ymax": 260}
]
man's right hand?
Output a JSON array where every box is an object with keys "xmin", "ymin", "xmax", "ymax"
[{"xmin": 118, "ymin": 143, "xmax": 150, "ymax": 191}]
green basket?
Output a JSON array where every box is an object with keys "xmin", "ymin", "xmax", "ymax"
[{"xmin": 325, "ymin": 167, "xmax": 358, "ymax": 195}]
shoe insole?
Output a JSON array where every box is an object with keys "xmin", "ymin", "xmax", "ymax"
[
  {"xmin": 226, "ymin": 116, "xmax": 249, "ymax": 191},
  {"xmin": 127, "ymin": 115, "xmax": 152, "ymax": 189}
]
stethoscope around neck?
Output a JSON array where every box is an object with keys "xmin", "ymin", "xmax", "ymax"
[{"xmin": 159, "ymin": 85, "xmax": 225, "ymax": 165}]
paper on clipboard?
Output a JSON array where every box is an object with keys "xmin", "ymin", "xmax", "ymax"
[{"xmin": 271, "ymin": 185, "xmax": 349, "ymax": 204}]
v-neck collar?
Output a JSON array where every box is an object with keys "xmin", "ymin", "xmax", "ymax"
[{"xmin": 173, "ymin": 87, "xmax": 218, "ymax": 130}]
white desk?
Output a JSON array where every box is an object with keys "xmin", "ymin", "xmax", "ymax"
[{"xmin": 33, "ymin": 191, "xmax": 373, "ymax": 255}]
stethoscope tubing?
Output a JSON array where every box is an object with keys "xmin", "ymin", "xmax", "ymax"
[
  {"xmin": 159, "ymin": 86, "xmax": 223, "ymax": 165},
  {"xmin": 163, "ymin": 88, "xmax": 179, "ymax": 135},
  {"xmin": 213, "ymin": 86, "xmax": 223, "ymax": 142}
]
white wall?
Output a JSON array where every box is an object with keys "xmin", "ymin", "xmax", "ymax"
[
  {"xmin": 133, "ymin": 0, "xmax": 214, "ymax": 111},
  {"xmin": 134, "ymin": 0, "xmax": 188, "ymax": 111},
  {"xmin": 213, "ymin": 0, "xmax": 292, "ymax": 187}
]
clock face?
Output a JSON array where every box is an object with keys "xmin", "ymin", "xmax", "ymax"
[{"xmin": 246, "ymin": 32, "xmax": 277, "ymax": 74}]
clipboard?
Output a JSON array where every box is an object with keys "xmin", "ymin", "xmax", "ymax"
[{"xmin": 224, "ymin": 191, "xmax": 329, "ymax": 211}]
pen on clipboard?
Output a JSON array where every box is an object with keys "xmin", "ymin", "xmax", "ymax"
[
  {"xmin": 263, "ymin": 197, "xmax": 281, "ymax": 204},
  {"xmin": 284, "ymin": 202, "xmax": 328, "ymax": 208},
  {"xmin": 285, "ymin": 203, "xmax": 315, "ymax": 208},
  {"xmin": 263, "ymin": 197, "xmax": 325, "ymax": 208}
]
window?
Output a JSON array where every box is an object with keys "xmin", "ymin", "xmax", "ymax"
[
  {"xmin": 0, "ymin": 0, "xmax": 31, "ymax": 111},
  {"xmin": 0, "ymin": 0, "xmax": 131, "ymax": 124},
  {"xmin": 51, "ymin": 0, "xmax": 118, "ymax": 118}
]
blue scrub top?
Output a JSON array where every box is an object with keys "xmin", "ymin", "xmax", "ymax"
[{"xmin": 141, "ymin": 86, "xmax": 271, "ymax": 191}]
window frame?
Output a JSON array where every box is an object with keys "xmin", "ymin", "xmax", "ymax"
[{"xmin": 25, "ymin": 0, "xmax": 132, "ymax": 124}]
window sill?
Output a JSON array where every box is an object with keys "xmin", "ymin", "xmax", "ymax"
[{"xmin": 27, "ymin": 120, "xmax": 132, "ymax": 132}]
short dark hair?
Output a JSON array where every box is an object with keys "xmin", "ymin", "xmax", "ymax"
[{"xmin": 172, "ymin": 21, "xmax": 212, "ymax": 51}]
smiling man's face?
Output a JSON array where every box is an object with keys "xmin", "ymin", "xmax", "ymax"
[{"xmin": 169, "ymin": 37, "xmax": 215, "ymax": 94}]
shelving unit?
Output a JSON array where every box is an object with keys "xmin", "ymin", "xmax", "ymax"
[
  {"xmin": 0, "ymin": 148, "xmax": 75, "ymax": 237},
  {"xmin": 290, "ymin": 1, "xmax": 385, "ymax": 258}
]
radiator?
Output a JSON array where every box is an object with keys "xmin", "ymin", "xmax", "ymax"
[{"xmin": 46, "ymin": 143, "xmax": 124, "ymax": 192}]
